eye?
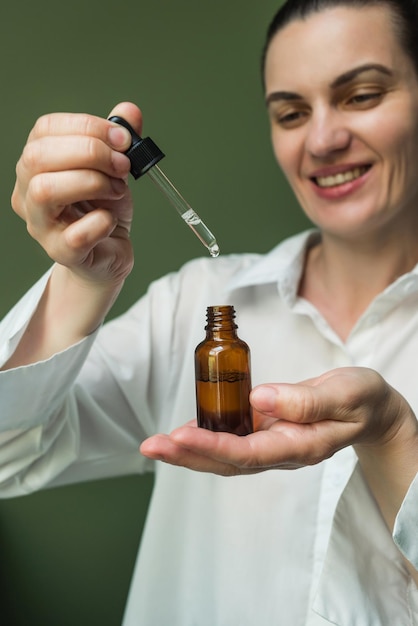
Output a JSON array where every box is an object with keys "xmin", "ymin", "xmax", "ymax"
[
  {"xmin": 347, "ymin": 91, "xmax": 384, "ymax": 108},
  {"xmin": 270, "ymin": 108, "xmax": 309, "ymax": 129},
  {"xmin": 280, "ymin": 111, "xmax": 303, "ymax": 123}
]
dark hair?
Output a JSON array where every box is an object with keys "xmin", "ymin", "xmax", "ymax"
[{"xmin": 261, "ymin": 0, "xmax": 418, "ymax": 81}]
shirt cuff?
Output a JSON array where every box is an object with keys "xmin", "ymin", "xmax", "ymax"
[
  {"xmin": 0, "ymin": 332, "xmax": 98, "ymax": 431},
  {"xmin": 0, "ymin": 268, "xmax": 53, "ymax": 366}
]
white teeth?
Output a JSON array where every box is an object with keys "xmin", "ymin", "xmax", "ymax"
[{"xmin": 315, "ymin": 167, "xmax": 367, "ymax": 188}]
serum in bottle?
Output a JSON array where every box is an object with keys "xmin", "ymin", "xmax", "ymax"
[{"xmin": 195, "ymin": 305, "xmax": 253, "ymax": 435}]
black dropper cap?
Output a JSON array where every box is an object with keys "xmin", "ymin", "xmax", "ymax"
[{"xmin": 108, "ymin": 115, "xmax": 165, "ymax": 179}]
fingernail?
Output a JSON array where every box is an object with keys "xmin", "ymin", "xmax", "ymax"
[
  {"xmin": 110, "ymin": 177, "xmax": 127, "ymax": 196},
  {"xmin": 108, "ymin": 125, "xmax": 131, "ymax": 149},
  {"xmin": 251, "ymin": 386, "xmax": 277, "ymax": 412},
  {"xmin": 111, "ymin": 150, "xmax": 130, "ymax": 175}
]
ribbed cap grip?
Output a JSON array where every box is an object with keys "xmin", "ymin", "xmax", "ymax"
[
  {"xmin": 126, "ymin": 136, "xmax": 165, "ymax": 179},
  {"xmin": 108, "ymin": 115, "xmax": 165, "ymax": 179}
]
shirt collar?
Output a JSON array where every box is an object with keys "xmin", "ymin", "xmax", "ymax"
[
  {"xmin": 226, "ymin": 229, "xmax": 319, "ymax": 303},
  {"xmin": 227, "ymin": 228, "xmax": 418, "ymax": 302},
  {"xmin": 374, "ymin": 262, "xmax": 418, "ymax": 309}
]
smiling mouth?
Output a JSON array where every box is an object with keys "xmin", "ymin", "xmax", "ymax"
[{"xmin": 313, "ymin": 166, "xmax": 370, "ymax": 188}]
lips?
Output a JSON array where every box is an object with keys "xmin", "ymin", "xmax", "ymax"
[{"xmin": 312, "ymin": 165, "xmax": 370, "ymax": 188}]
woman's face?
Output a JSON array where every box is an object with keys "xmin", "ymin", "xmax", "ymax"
[{"xmin": 264, "ymin": 5, "xmax": 418, "ymax": 241}]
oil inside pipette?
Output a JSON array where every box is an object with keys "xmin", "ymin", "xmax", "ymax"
[{"xmin": 181, "ymin": 208, "xmax": 220, "ymax": 257}]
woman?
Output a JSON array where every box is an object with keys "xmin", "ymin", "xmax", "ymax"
[{"xmin": 1, "ymin": 1, "xmax": 418, "ymax": 624}]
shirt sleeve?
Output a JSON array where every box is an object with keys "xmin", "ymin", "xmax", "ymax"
[
  {"xmin": 393, "ymin": 471, "xmax": 418, "ymax": 570},
  {"xmin": 0, "ymin": 268, "xmax": 168, "ymax": 497},
  {"xmin": 313, "ymin": 463, "xmax": 417, "ymax": 626},
  {"xmin": 0, "ymin": 269, "xmax": 52, "ymax": 367}
]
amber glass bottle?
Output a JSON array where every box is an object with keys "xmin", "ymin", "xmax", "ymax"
[{"xmin": 195, "ymin": 305, "xmax": 253, "ymax": 435}]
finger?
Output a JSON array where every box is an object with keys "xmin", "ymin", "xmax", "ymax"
[
  {"xmin": 38, "ymin": 209, "xmax": 120, "ymax": 267},
  {"xmin": 27, "ymin": 169, "xmax": 128, "ymax": 222},
  {"xmin": 19, "ymin": 135, "xmax": 131, "ymax": 181},
  {"xmin": 170, "ymin": 419, "xmax": 359, "ymax": 471},
  {"xmin": 27, "ymin": 110, "xmax": 131, "ymax": 149},
  {"xmin": 250, "ymin": 369, "xmax": 368, "ymax": 425},
  {"xmin": 169, "ymin": 425, "xmax": 302, "ymax": 471},
  {"xmin": 21, "ymin": 169, "xmax": 128, "ymax": 261},
  {"xmin": 140, "ymin": 434, "xmax": 242, "ymax": 476},
  {"xmin": 250, "ymin": 382, "xmax": 330, "ymax": 424}
]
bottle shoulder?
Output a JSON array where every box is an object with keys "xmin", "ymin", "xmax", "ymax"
[{"xmin": 195, "ymin": 336, "xmax": 249, "ymax": 351}]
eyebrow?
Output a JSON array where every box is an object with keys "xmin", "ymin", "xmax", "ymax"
[
  {"xmin": 265, "ymin": 63, "xmax": 393, "ymax": 106},
  {"xmin": 331, "ymin": 63, "xmax": 393, "ymax": 88}
]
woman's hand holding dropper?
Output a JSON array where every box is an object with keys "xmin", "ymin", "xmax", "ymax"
[{"xmin": 3, "ymin": 102, "xmax": 142, "ymax": 369}]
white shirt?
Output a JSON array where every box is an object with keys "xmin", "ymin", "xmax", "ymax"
[{"xmin": 1, "ymin": 230, "xmax": 417, "ymax": 625}]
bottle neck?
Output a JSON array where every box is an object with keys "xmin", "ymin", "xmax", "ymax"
[{"xmin": 205, "ymin": 305, "xmax": 238, "ymax": 338}]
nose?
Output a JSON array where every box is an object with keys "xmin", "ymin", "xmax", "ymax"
[{"xmin": 305, "ymin": 107, "xmax": 351, "ymax": 158}]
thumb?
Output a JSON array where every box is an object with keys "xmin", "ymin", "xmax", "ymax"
[
  {"xmin": 108, "ymin": 101, "xmax": 143, "ymax": 139},
  {"xmin": 250, "ymin": 378, "xmax": 340, "ymax": 424}
]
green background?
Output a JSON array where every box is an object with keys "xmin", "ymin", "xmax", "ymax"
[{"xmin": 0, "ymin": 1, "xmax": 309, "ymax": 624}]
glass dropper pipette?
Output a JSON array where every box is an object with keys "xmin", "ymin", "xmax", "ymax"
[{"xmin": 109, "ymin": 115, "xmax": 220, "ymax": 258}]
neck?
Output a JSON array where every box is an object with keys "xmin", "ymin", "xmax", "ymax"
[{"xmin": 299, "ymin": 228, "xmax": 418, "ymax": 341}]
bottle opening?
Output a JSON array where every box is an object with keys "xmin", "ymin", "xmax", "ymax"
[{"xmin": 205, "ymin": 305, "xmax": 237, "ymax": 330}]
